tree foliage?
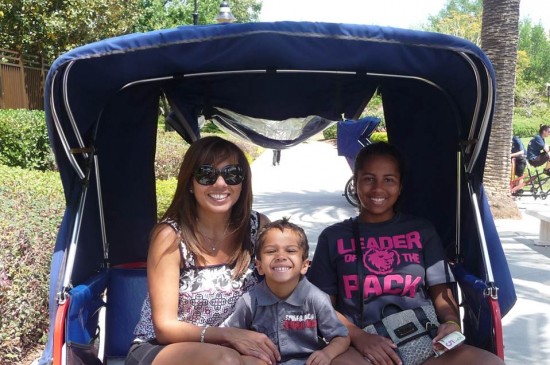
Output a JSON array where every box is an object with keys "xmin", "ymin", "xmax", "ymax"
[
  {"xmin": 0, "ymin": 0, "xmax": 141, "ymax": 63},
  {"xmin": 425, "ymin": 0, "xmax": 482, "ymax": 45},
  {"xmin": 133, "ymin": 0, "xmax": 263, "ymax": 31},
  {"xmin": 425, "ymin": 0, "xmax": 550, "ymax": 105},
  {"xmin": 0, "ymin": 0, "xmax": 261, "ymax": 63},
  {"xmin": 518, "ymin": 19, "xmax": 550, "ymax": 85}
]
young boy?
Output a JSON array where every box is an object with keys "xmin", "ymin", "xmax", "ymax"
[{"xmin": 222, "ymin": 218, "xmax": 350, "ymax": 365}]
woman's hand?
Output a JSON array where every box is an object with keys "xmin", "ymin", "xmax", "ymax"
[
  {"xmin": 350, "ymin": 328, "xmax": 402, "ymax": 365},
  {"xmin": 224, "ymin": 328, "xmax": 280, "ymax": 365}
]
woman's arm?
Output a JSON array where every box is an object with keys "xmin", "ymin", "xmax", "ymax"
[
  {"xmin": 147, "ymin": 224, "xmax": 280, "ymax": 363},
  {"xmin": 148, "ymin": 224, "xmax": 195, "ymax": 343}
]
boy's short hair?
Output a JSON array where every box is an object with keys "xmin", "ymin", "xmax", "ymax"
[{"xmin": 256, "ymin": 217, "xmax": 309, "ymax": 260}]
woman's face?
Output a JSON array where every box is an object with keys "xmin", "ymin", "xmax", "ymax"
[
  {"xmin": 192, "ymin": 158, "xmax": 243, "ymax": 215},
  {"xmin": 355, "ymin": 154, "xmax": 401, "ymax": 223}
]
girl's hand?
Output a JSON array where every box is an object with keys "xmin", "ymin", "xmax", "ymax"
[
  {"xmin": 432, "ymin": 321, "xmax": 461, "ymax": 343},
  {"xmin": 352, "ymin": 330, "xmax": 402, "ymax": 365},
  {"xmin": 224, "ymin": 328, "xmax": 280, "ymax": 365}
]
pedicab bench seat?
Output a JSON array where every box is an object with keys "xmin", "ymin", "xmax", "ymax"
[
  {"xmin": 67, "ymin": 267, "xmax": 148, "ymax": 365},
  {"xmin": 105, "ymin": 267, "xmax": 148, "ymax": 364}
]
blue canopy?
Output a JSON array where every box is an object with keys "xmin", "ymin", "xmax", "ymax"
[{"xmin": 42, "ymin": 21, "xmax": 514, "ymax": 364}]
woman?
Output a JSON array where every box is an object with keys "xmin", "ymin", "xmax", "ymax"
[
  {"xmin": 308, "ymin": 142, "xmax": 504, "ymax": 365},
  {"xmin": 126, "ymin": 136, "xmax": 280, "ymax": 365},
  {"xmin": 526, "ymin": 124, "xmax": 550, "ymax": 174}
]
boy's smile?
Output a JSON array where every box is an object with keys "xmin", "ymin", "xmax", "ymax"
[{"xmin": 256, "ymin": 228, "xmax": 309, "ymax": 299}]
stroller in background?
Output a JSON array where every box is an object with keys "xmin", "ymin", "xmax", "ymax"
[{"xmin": 337, "ymin": 117, "xmax": 381, "ymax": 207}]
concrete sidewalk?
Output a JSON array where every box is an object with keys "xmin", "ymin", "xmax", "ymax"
[{"xmin": 251, "ymin": 139, "xmax": 550, "ymax": 365}]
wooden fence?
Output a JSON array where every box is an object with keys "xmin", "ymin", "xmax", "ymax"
[{"xmin": 0, "ymin": 49, "xmax": 48, "ymax": 110}]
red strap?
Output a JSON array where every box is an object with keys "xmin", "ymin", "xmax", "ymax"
[
  {"xmin": 487, "ymin": 296, "xmax": 504, "ymax": 360},
  {"xmin": 53, "ymin": 297, "xmax": 70, "ymax": 365},
  {"xmin": 112, "ymin": 261, "xmax": 147, "ymax": 269}
]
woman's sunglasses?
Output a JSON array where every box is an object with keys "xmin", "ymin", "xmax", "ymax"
[{"xmin": 194, "ymin": 164, "xmax": 244, "ymax": 185}]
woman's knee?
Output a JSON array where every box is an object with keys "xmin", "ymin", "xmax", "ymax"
[
  {"xmin": 153, "ymin": 343, "xmax": 244, "ymax": 365},
  {"xmin": 205, "ymin": 347, "xmax": 246, "ymax": 365}
]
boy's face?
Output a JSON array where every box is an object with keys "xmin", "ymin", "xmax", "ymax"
[{"xmin": 256, "ymin": 228, "xmax": 309, "ymax": 284}]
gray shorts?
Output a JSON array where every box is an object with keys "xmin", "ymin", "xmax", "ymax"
[{"xmin": 125, "ymin": 340, "xmax": 165, "ymax": 365}]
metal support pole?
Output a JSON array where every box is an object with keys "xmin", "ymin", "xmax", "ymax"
[{"xmin": 193, "ymin": 0, "xmax": 198, "ymax": 25}]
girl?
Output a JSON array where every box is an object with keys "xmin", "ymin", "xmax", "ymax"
[{"xmin": 308, "ymin": 142, "xmax": 505, "ymax": 365}]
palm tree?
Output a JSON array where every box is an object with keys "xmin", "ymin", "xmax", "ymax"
[{"xmin": 481, "ymin": 0, "xmax": 521, "ymax": 218}]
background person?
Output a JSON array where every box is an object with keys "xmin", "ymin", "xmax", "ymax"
[
  {"xmin": 526, "ymin": 124, "xmax": 550, "ymax": 175},
  {"xmin": 273, "ymin": 149, "xmax": 282, "ymax": 166},
  {"xmin": 511, "ymin": 136, "xmax": 527, "ymax": 179},
  {"xmin": 223, "ymin": 218, "xmax": 349, "ymax": 365},
  {"xmin": 308, "ymin": 142, "xmax": 505, "ymax": 365},
  {"xmin": 126, "ymin": 136, "xmax": 279, "ymax": 365}
]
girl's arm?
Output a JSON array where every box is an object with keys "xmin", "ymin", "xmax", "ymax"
[
  {"xmin": 329, "ymin": 296, "xmax": 401, "ymax": 365},
  {"xmin": 306, "ymin": 335, "xmax": 350, "ymax": 365},
  {"xmin": 428, "ymin": 283, "xmax": 462, "ymax": 342}
]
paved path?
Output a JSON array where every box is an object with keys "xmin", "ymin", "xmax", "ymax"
[{"xmin": 251, "ymin": 139, "xmax": 550, "ymax": 365}]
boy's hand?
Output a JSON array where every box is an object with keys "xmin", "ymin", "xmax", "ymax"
[{"xmin": 306, "ymin": 350, "xmax": 332, "ymax": 365}]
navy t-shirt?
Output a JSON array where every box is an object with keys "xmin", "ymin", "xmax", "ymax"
[
  {"xmin": 308, "ymin": 213, "xmax": 454, "ymax": 328},
  {"xmin": 527, "ymin": 134, "xmax": 545, "ymax": 161}
]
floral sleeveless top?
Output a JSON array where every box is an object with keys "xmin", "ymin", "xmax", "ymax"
[{"xmin": 133, "ymin": 212, "xmax": 260, "ymax": 342}]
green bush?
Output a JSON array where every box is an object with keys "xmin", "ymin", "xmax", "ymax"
[
  {"xmin": 370, "ymin": 132, "xmax": 388, "ymax": 143},
  {"xmin": 156, "ymin": 178, "xmax": 178, "ymax": 219},
  {"xmin": 155, "ymin": 130, "xmax": 189, "ymax": 180},
  {"xmin": 513, "ymin": 106, "xmax": 550, "ymax": 138},
  {"xmin": 201, "ymin": 121, "xmax": 222, "ymax": 134},
  {"xmin": 323, "ymin": 124, "xmax": 337, "ymax": 140},
  {"xmin": 0, "ymin": 129, "xmax": 267, "ymax": 364},
  {"xmin": 0, "ymin": 109, "xmax": 54, "ymax": 171},
  {"xmin": 0, "ymin": 165, "xmax": 64, "ymax": 364}
]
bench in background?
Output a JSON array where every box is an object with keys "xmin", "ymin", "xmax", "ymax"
[{"xmin": 525, "ymin": 209, "xmax": 550, "ymax": 246}]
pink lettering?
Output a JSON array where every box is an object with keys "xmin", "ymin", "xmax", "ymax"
[
  {"xmin": 402, "ymin": 253, "xmax": 420, "ymax": 263},
  {"xmin": 393, "ymin": 234, "xmax": 407, "ymax": 248},
  {"xmin": 359, "ymin": 275, "xmax": 423, "ymax": 298},
  {"xmin": 366, "ymin": 237, "xmax": 378, "ymax": 249},
  {"xmin": 344, "ymin": 254, "xmax": 356, "ymax": 263},
  {"xmin": 406, "ymin": 231, "xmax": 422, "ymax": 249},
  {"xmin": 379, "ymin": 236, "xmax": 393, "ymax": 249},
  {"xmin": 383, "ymin": 274, "xmax": 404, "ymax": 294},
  {"xmin": 402, "ymin": 275, "xmax": 422, "ymax": 297},
  {"xmin": 337, "ymin": 238, "xmax": 354, "ymax": 255},
  {"xmin": 364, "ymin": 275, "xmax": 383, "ymax": 297},
  {"xmin": 362, "ymin": 232, "xmax": 423, "ymax": 250},
  {"xmin": 343, "ymin": 274, "xmax": 359, "ymax": 298}
]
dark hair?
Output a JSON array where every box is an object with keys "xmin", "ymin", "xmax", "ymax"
[
  {"xmin": 353, "ymin": 142, "xmax": 406, "ymax": 185},
  {"xmin": 256, "ymin": 217, "xmax": 309, "ymax": 261},
  {"xmin": 157, "ymin": 136, "xmax": 253, "ymax": 279},
  {"xmin": 539, "ymin": 124, "xmax": 550, "ymax": 135}
]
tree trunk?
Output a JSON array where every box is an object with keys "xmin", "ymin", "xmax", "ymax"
[{"xmin": 481, "ymin": 0, "xmax": 521, "ymax": 218}]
